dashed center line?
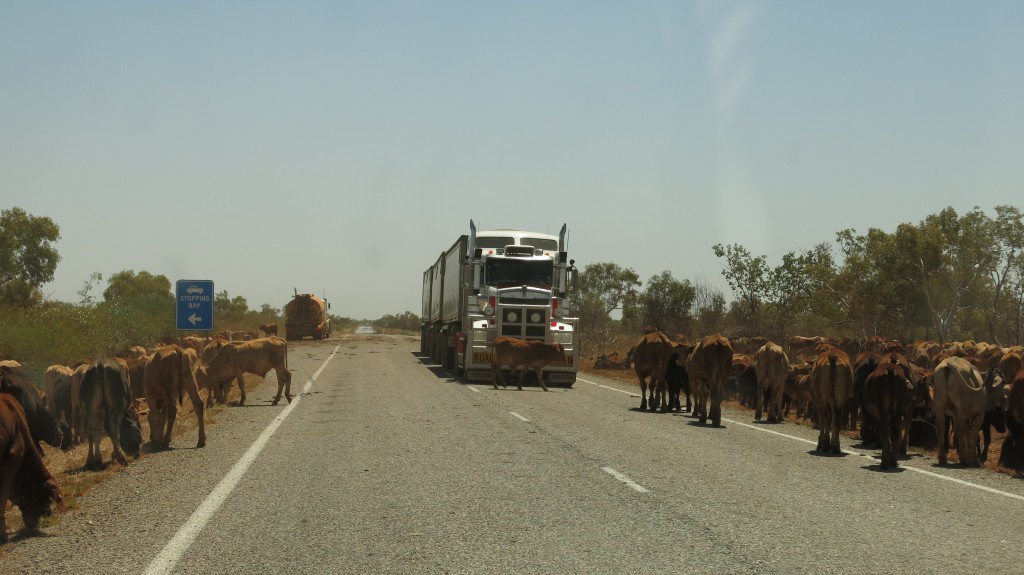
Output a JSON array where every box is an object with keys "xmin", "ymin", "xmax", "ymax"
[
  {"xmin": 510, "ymin": 411, "xmax": 530, "ymax": 422},
  {"xmin": 602, "ymin": 466, "xmax": 650, "ymax": 493}
]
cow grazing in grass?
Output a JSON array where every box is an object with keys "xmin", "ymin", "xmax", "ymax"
[
  {"xmin": 144, "ymin": 345, "xmax": 206, "ymax": 450},
  {"xmin": 79, "ymin": 359, "xmax": 143, "ymax": 468},
  {"xmin": 810, "ymin": 346, "xmax": 854, "ymax": 455},
  {"xmin": 196, "ymin": 336, "xmax": 292, "ymax": 406},
  {"xmin": 0, "ymin": 367, "xmax": 71, "ymax": 453},
  {"xmin": 490, "ymin": 336, "xmax": 565, "ymax": 392},
  {"xmin": 755, "ymin": 341, "xmax": 790, "ymax": 423},
  {"xmin": 0, "ymin": 394, "xmax": 63, "ymax": 544},
  {"xmin": 626, "ymin": 331, "xmax": 687, "ymax": 411},
  {"xmin": 931, "ymin": 356, "xmax": 1006, "ymax": 467},
  {"xmin": 687, "ymin": 334, "xmax": 734, "ymax": 427}
]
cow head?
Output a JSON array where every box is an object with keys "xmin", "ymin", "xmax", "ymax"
[
  {"xmin": 15, "ymin": 477, "xmax": 64, "ymax": 535},
  {"xmin": 119, "ymin": 406, "xmax": 143, "ymax": 457}
]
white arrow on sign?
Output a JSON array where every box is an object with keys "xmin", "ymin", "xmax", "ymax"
[{"xmin": 188, "ymin": 313, "xmax": 203, "ymax": 325}]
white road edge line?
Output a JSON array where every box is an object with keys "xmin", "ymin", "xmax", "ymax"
[
  {"xmin": 466, "ymin": 385, "xmax": 481, "ymax": 393},
  {"xmin": 510, "ymin": 411, "xmax": 530, "ymax": 422},
  {"xmin": 578, "ymin": 376, "xmax": 1024, "ymax": 503},
  {"xmin": 143, "ymin": 340, "xmax": 345, "ymax": 575},
  {"xmin": 602, "ymin": 466, "xmax": 650, "ymax": 493}
]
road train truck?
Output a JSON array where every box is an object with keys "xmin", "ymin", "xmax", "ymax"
[
  {"xmin": 285, "ymin": 290, "xmax": 331, "ymax": 340},
  {"xmin": 421, "ymin": 220, "xmax": 579, "ymax": 385}
]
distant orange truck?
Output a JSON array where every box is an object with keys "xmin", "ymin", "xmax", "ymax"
[{"xmin": 285, "ymin": 291, "xmax": 331, "ymax": 340}]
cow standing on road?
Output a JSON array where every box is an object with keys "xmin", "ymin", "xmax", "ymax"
[{"xmin": 490, "ymin": 336, "xmax": 566, "ymax": 392}]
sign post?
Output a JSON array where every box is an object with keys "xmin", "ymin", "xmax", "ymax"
[{"xmin": 176, "ymin": 279, "xmax": 214, "ymax": 331}]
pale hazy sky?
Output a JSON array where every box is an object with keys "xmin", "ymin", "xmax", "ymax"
[{"xmin": 3, "ymin": 1, "xmax": 1022, "ymax": 319}]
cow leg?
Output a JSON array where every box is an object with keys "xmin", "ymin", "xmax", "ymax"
[
  {"xmin": 147, "ymin": 399, "xmax": 164, "ymax": 449},
  {"xmin": 755, "ymin": 378, "xmax": 766, "ymax": 421},
  {"xmin": 708, "ymin": 380, "xmax": 724, "ymax": 425},
  {"xmin": 830, "ymin": 406, "xmax": 843, "ymax": 454},
  {"xmin": 273, "ymin": 368, "xmax": 293, "ymax": 405},
  {"xmin": 492, "ymin": 364, "xmax": 509, "ymax": 390},
  {"xmin": 185, "ymin": 381, "xmax": 206, "ymax": 449},
  {"xmin": 162, "ymin": 401, "xmax": 177, "ymax": 449},
  {"xmin": 0, "ymin": 458, "xmax": 19, "ymax": 543},
  {"xmin": 107, "ymin": 410, "xmax": 128, "ymax": 466},
  {"xmin": 236, "ymin": 375, "xmax": 247, "ymax": 406},
  {"xmin": 534, "ymin": 368, "xmax": 549, "ymax": 392},
  {"xmin": 638, "ymin": 375, "xmax": 648, "ymax": 411},
  {"xmin": 936, "ymin": 413, "xmax": 949, "ymax": 465}
]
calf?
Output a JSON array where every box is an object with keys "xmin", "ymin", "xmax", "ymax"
[
  {"xmin": 80, "ymin": 359, "xmax": 143, "ymax": 468},
  {"xmin": 665, "ymin": 351, "xmax": 692, "ymax": 413},
  {"xmin": 1, "ymin": 394, "xmax": 63, "ymax": 544},
  {"xmin": 259, "ymin": 323, "xmax": 278, "ymax": 337},
  {"xmin": 490, "ymin": 336, "xmax": 565, "ymax": 392}
]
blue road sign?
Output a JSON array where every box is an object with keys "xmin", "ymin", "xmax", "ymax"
[{"xmin": 176, "ymin": 280, "xmax": 214, "ymax": 331}]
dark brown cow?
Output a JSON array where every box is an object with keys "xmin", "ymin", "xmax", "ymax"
[
  {"xmin": 0, "ymin": 394, "xmax": 63, "ymax": 544},
  {"xmin": 999, "ymin": 368, "xmax": 1024, "ymax": 469},
  {"xmin": 259, "ymin": 323, "xmax": 279, "ymax": 338},
  {"xmin": 687, "ymin": 334, "xmax": 733, "ymax": 426},
  {"xmin": 144, "ymin": 346, "xmax": 206, "ymax": 450},
  {"xmin": 626, "ymin": 331, "xmax": 686, "ymax": 411},
  {"xmin": 490, "ymin": 336, "xmax": 565, "ymax": 392},
  {"xmin": 931, "ymin": 356, "xmax": 1006, "ymax": 467},
  {"xmin": 0, "ymin": 367, "xmax": 70, "ymax": 452},
  {"xmin": 810, "ymin": 346, "xmax": 854, "ymax": 454},
  {"xmin": 80, "ymin": 359, "xmax": 143, "ymax": 468},
  {"xmin": 862, "ymin": 353, "xmax": 918, "ymax": 469},
  {"xmin": 755, "ymin": 341, "xmax": 790, "ymax": 423},
  {"xmin": 196, "ymin": 336, "xmax": 292, "ymax": 406}
]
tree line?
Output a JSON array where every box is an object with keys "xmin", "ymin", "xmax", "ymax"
[{"xmin": 569, "ymin": 204, "xmax": 1024, "ymax": 356}]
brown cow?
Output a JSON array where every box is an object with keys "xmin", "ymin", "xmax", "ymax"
[
  {"xmin": 79, "ymin": 359, "xmax": 144, "ymax": 468},
  {"xmin": 687, "ymin": 334, "xmax": 733, "ymax": 426},
  {"xmin": 810, "ymin": 346, "xmax": 854, "ymax": 454},
  {"xmin": 42, "ymin": 364, "xmax": 74, "ymax": 414},
  {"xmin": 931, "ymin": 356, "xmax": 1006, "ymax": 467},
  {"xmin": 490, "ymin": 336, "xmax": 565, "ymax": 392},
  {"xmin": 786, "ymin": 335, "xmax": 826, "ymax": 364},
  {"xmin": 144, "ymin": 346, "xmax": 206, "ymax": 450},
  {"xmin": 999, "ymin": 368, "xmax": 1024, "ymax": 469},
  {"xmin": 0, "ymin": 394, "xmax": 63, "ymax": 544},
  {"xmin": 626, "ymin": 331, "xmax": 687, "ymax": 411},
  {"xmin": 196, "ymin": 336, "xmax": 292, "ymax": 406},
  {"xmin": 755, "ymin": 341, "xmax": 790, "ymax": 423},
  {"xmin": 862, "ymin": 353, "xmax": 918, "ymax": 469},
  {"xmin": 259, "ymin": 323, "xmax": 279, "ymax": 338}
]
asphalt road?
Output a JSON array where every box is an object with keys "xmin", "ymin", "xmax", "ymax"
[{"xmin": 3, "ymin": 333, "xmax": 1024, "ymax": 574}]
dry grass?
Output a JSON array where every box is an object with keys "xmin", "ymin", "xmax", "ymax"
[{"xmin": 1, "ymin": 373, "xmax": 265, "ymax": 545}]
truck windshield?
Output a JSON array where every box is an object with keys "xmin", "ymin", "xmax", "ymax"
[{"xmin": 485, "ymin": 259, "xmax": 553, "ymax": 288}]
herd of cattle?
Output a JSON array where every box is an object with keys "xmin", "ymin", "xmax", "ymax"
[
  {"xmin": 0, "ymin": 334, "xmax": 291, "ymax": 544},
  {"xmin": 624, "ymin": 332, "xmax": 1024, "ymax": 472}
]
